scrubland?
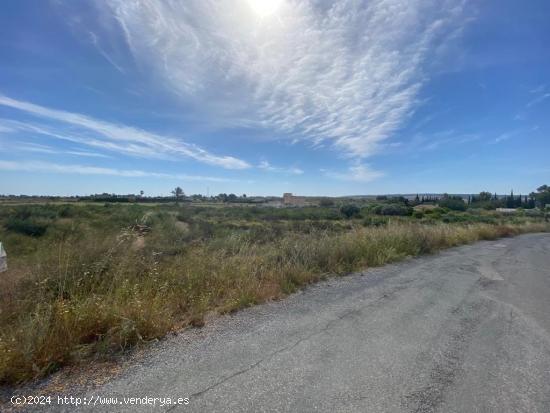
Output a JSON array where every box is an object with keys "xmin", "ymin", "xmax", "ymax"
[{"xmin": 0, "ymin": 202, "xmax": 548, "ymax": 384}]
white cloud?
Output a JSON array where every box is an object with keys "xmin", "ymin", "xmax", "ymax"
[
  {"xmin": 529, "ymin": 84, "xmax": 546, "ymax": 94},
  {"xmin": 0, "ymin": 160, "xmax": 239, "ymax": 182},
  {"xmin": 0, "ymin": 95, "xmax": 250, "ymax": 170},
  {"xmin": 0, "ymin": 124, "xmax": 15, "ymax": 133},
  {"xmin": 324, "ymin": 163, "xmax": 384, "ymax": 183},
  {"xmin": 1, "ymin": 140, "xmax": 111, "ymax": 158},
  {"xmin": 65, "ymin": 150, "xmax": 112, "ymax": 158},
  {"xmin": 494, "ymin": 133, "xmax": 511, "ymax": 144},
  {"xmin": 88, "ymin": 30, "xmax": 126, "ymax": 74},
  {"xmin": 492, "ymin": 129, "xmax": 524, "ymax": 144},
  {"xmin": 258, "ymin": 160, "xmax": 303, "ymax": 175},
  {"xmin": 526, "ymin": 93, "xmax": 550, "ymax": 109},
  {"xmin": 391, "ymin": 130, "xmax": 479, "ymax": 154},
  {"xmin": 98, "ymin": 0, "xmax": 468, "ymax": 158}
]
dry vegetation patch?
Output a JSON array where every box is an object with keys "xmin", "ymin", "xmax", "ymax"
[{"xmin": 0, "ymin": 203, "xmax": 548, "ymax": 385}]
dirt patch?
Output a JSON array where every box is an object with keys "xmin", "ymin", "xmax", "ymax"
[{"xmin": 175, "ymin": 221, "xmax": 189, "ymax": 232}]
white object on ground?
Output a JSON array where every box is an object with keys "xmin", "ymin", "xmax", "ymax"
[{"xmin": 0, "ymin": 242, "xmax": 7, "ymax": 272}]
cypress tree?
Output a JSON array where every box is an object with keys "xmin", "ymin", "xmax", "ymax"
[{"xmin": 506, "ymin": 190, "xmax": 515, "ymax": 208}]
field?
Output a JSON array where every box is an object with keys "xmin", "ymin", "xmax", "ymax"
[{"xmin": 0, "ymin": 201, "xmax": 548, "ymax": 384}]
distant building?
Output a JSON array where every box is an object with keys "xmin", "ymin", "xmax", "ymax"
[
  {"xmin": 0, "ymin": 242, "xmax": 7, "ymax": 273},
  {"xmin": 283, "ymin": 193, "xmax": 307, "ymax": 207}
]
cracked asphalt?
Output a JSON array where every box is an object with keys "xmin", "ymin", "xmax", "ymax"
[{"xmin": 32, "ymin": 234, "xmax": 550, "ymax": 412}]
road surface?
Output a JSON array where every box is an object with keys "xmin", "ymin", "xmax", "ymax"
[{"xmin": 29, "ymin": 234, "xmax": 550, "ymax": 412}]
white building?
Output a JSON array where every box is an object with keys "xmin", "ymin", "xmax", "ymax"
[{"xmin": 0, "ymin": 242, "xmax": 6, "ymax": 273}]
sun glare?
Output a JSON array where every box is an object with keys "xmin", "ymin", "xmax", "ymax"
[{"xmin": 247, "ymin": 0, "xmax": 283, "ymax": 18}]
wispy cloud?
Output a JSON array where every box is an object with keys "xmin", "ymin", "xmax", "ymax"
[
  {"xmin": 529, "ymin": 84, "xmax": 546, "ymax": 94},
  {"xmin": 65, "ymin": 150, "xmax": 112, "ymax": 158},
  {"xmin": 258, "ymin": 160, "xmax": 303, "ymax": 175},
  {"xmin": 88, "ymin": 30, "xmax": 126, "ymax": 74},
  {"xmin": 1, "ymin": 140, "xmax": 111, "ymax": 158},
  {"xmin": 526, "ymin": 93, "xmax": 550, "ymax": 109},
  {"xmin": 396, "ymin": 130, "xmax": 480, "ymax": 153},
  {"xmin": 99, "ymin": 0, "xmax": 469, "ymax": 158},
  {"xmin": 493, "ymin": 131, "xmax": 516, "ymax": 144},
  {"xmin": 494, "ymin": 133, "xmax": 510, "ymax": 144},
  {"xmin": 0, "ymin": 94, "xmax": 250, "ymax": 169},
  {"xmin": 324, "ymin": 163, "xmax": 384, "ymax": 183},
  {"xmin": 513, "ymin": 85, "xmax": 549, "ymax": 121},
  {"xmin": 0, "ymin": 124, "xmax": 15, "ymax": 133},
  {"xmin": 0, "ymin": 160, "xmax": 240, "ymax": 182}
]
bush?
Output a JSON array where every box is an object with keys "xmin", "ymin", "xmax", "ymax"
[
  {"xmin": 340, "ymin": 204, "xmax": 361, "ymax": 219},
  {"xmin": 57, "ymin": 205, "xmax": 74, "ymax": 218},
  {"xmin": 319, "ymin": 198, "xmax": 335, "ymax": 207},
  {"xmin": 438, "ymin": 198, "xmax": 466, "ymax": 211},
  {"xmin": 441, "ymin": 213, "xmax": 468, "ymax": 223},
  {"xmin": 362, "ymin": 216, "xmax": 388, "ymax": 226},
  {"xmin": 5, "ymin": 218, "xmax": 48, "ymax": 236},
  {"xmin": 413, "ymin": 210, "xmax": 424, "ymax": 219},
  {"xmin": 373, "ymin": 204, "xmax": 412, "ymax": 216}
]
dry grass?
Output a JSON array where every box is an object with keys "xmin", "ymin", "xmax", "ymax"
[{"xmin": 0, "ymin": 218, "xmax": 548, "ymax": 385}]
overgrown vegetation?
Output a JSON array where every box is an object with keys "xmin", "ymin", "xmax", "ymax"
[{"xmin": 0, "ymin": 201, "xmax": 548, "ymax": 385}]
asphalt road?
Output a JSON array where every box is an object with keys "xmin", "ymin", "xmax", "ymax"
[{"xmin": 28, "ymin": 234, "xmax": 550, "ymax": 412}]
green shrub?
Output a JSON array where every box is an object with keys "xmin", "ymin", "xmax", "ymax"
[
  {"xmin": 319, "ymin": 198, "xmax": 335, "ymax": 207},
  {"xmin": 57, "ymin": 205, "xmax": 74, "ymax": 218},
  {"xmin": 413, "ymin": 210, "xmax": 424, "ymax": 219},
  {"xmin": 362, "ymin": 216, "xmax": 388, "ymax": 226},
  {"xmin": 5, "ymin": 218, "xmax": 48, "ymax": 237},
  {"xmin": 373, "ymin": 204, "xmax": 412, "ymax": 216},
  {"xmin": 438, "ymin": 197, "xmax": 466, "ymax": 211},
  {"xmin": 340, "ymin": 204, "xmax": 361, "ymax": 219},
  {"xmin": 441, "ymin": 213, "xmax": 467, "ymax": 223}
]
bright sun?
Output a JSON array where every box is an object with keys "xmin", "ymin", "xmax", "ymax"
[{"xmin": 247, "ymin": 0, "xmax": 283, "ymax": 17}]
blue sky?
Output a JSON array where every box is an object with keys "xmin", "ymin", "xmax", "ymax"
[{"xmin": 0, "ymin": 0, "xmax": 548, "ymax": 196}]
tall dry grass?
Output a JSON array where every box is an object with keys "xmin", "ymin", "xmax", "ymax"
[{"xmin": 0, "ymin": 221, "xmax": 548, "ymax": 384}]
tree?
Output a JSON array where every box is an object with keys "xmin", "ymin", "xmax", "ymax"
[
  {"xmin": 531, "ymin": 185, "xmax": 550, "ymax": 208},
  {"xmin": 171, "ymin": 187, "xmax": 184, "ymax": 204},
  {"xmin": 478, "ymin": 191, "xmax": 492, "ymax": 202},
  {"xmin": 319, "ymin": 198, "xmax": 335, "ymax": 207},
  {"xmin": 516, "ymin": 194, "xmax": 523, "ymax": 208},
  {"xmin": 438, "ymin": 197, "xmax": 466, "ymax": 211},
  {"xmin": 340, "ymin": 204, "xmax": 360, "ymax": 219},
  {"xmin": 506, "ymin": 190, "xmax": 515, "ymax": 208}
]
